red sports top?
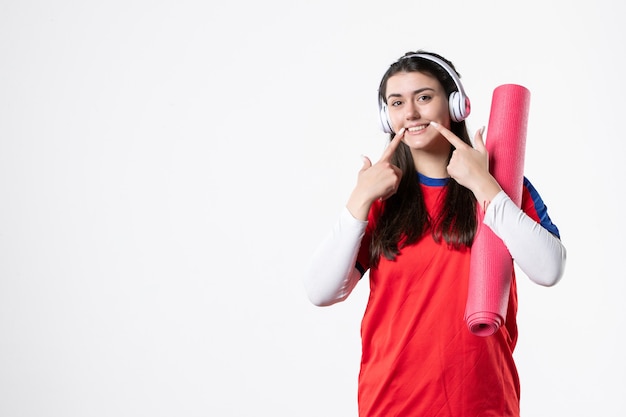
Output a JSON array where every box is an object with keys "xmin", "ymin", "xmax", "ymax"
[{"xmin": 354, "ymin": 175, "xmax": 553, "ymax": 417}]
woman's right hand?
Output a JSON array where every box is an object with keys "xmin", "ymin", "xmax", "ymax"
[{"xmin": 346, "ymin": 128, "xmax": 405, "ymax": 220}]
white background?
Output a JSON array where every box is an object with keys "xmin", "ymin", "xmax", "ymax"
[{"xmin": 1, "ymin": 1, "xmax": 624, "ymax": 416}]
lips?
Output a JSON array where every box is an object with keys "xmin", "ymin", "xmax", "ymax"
[{"xmin": 407, "ymin": 125, "xmax": 427, "ymax": 133}]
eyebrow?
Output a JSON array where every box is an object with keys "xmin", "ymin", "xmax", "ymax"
[{"xmin": 386, "ymin": 87, "xmax": 436, "ymax": 102}]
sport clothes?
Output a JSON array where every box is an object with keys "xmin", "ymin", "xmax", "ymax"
[
  {"xmin": 484, "ymin": 179, "xmax": 564, "ymax": 286},
  {"xmin": 353, "ymin": 174, "xmax": 560, "ymax": 417}
]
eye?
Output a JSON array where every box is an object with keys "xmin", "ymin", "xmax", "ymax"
[
  {"xmin": 417, "ymin": 94, "xmax": 432, "ymax": 102},
  {"xmin": 390, "ymin": 100, "xmax": 403, "ymax": 107}
]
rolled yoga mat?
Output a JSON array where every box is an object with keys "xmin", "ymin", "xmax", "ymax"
[{"xmin": 464, "ymin": 84, "xmax": 530, "ymax": 337}]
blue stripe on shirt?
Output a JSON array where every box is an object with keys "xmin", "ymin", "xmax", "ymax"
[{"xmin": 523, "ymin": 177, "xmax": 561, "ymax": 238}]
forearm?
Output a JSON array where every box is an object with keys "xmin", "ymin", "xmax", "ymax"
[
  {"xmin": 304, "ymin": 207, "xmax": 367, "ymax": 306},
  {"xmin": 483, "ymin": 191, "xmax": 567, "ymax": 286}
]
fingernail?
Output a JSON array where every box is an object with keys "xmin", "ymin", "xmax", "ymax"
[
  {"xmin": 479, "ymin": 126, "xmax": 485, "ymax": 135},
  {"xmin": 430, "ymin": 121, "xmax": 439, "ymax": 127},
  {"xmin": 398, "ymin": 127, "xmax": 406, "ymax": 135}
]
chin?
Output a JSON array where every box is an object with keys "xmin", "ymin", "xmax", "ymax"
[{"xmin": 403, "ymin": 136, "xmax": 431, "ymax": 149}]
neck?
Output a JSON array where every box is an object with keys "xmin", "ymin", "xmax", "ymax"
[{"xmin": 411, "ymin": 148, "xmax": 451, "ymax": 179}]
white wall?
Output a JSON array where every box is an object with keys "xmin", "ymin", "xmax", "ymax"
[{"xmin": 1, "ymin": 1, "xmax": 623, "ymax": 416}]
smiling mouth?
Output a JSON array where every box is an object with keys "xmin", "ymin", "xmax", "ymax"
[{"xmin": 407, "ymin": 125, "xmax": 427, "ymax": 133}]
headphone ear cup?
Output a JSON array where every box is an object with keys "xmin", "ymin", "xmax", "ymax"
[
  {"xmin": 448, "ymin": 91, "xmax": 462, "ymax": 122},
  {"xmin": 379, "ymin": 102, "xmax": 394, "ymax": 134},
  {"xmin": 448, "ymin": 91, "xmax": 471, "ymax": 122}
]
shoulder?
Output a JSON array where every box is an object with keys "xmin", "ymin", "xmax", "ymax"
[{"xmin": 521, "ymin": 177, "xmax": 561, "ymax": 238}]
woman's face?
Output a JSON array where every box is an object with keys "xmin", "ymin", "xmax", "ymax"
[{"xmin": 385, "ymin": 71, "xmax": 451, "ymax": 152}]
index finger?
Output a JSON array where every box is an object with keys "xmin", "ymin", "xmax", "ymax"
[
  {"xmin": 429, "ymin": 121, "xmax": 470, "ymax": 150},
  {"xmin": 379, "ymin": 127, "xmax": 405, "ymax": 162}
]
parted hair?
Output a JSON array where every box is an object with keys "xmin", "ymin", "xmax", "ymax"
[{"xmin": 370, "ymin": 50, "xmax": 478, "ymax": 267}]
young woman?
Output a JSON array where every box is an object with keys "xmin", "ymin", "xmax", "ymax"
[{"xmin": 304, "ymin": 50, "xmax": 566, "ymax": 417}]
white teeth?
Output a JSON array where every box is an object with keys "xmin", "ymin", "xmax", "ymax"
[{"xmin": 408, "ymin": 125, "xmax": 426, "ymax": 132}]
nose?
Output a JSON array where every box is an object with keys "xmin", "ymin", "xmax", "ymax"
[{"xmin": 405, "ymin": 101, "xmax": 419, "ymax": 120}]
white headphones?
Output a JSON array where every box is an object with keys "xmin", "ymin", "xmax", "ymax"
[{"xmin": 378, "ymin": 53, "xmax": 471, "ymax": 134}]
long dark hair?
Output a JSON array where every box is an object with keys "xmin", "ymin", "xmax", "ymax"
[{"xmin": 370, "ymin": 50, "xmax": 477, "ymax": 267}]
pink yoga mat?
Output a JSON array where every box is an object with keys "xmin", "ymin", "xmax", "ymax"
[{"xmin": 464, "ymin": 84, "xmax": 530, "ymax": 336}]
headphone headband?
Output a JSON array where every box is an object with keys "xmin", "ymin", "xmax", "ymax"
[{"xmin": 378, "ymin": 53, "xmax": 471, "ymax": 134}]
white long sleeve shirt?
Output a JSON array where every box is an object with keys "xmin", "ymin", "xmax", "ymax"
[{"xmin": 304, "ymin": 190, "xmax": 566, "ymax": 307}]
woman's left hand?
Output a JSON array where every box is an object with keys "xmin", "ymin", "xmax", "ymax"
[{"xmin": 429, "ymin": 121, "xmax": 502, "ymax": 204}]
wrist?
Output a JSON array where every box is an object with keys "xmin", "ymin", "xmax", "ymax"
[
  {"xmin": 347, "ymin": 190, "xmax": 374, "ymax": 221},
  {"xmin": 472, "ymin": 176, "xmax": 502, "ymax": 210}
]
